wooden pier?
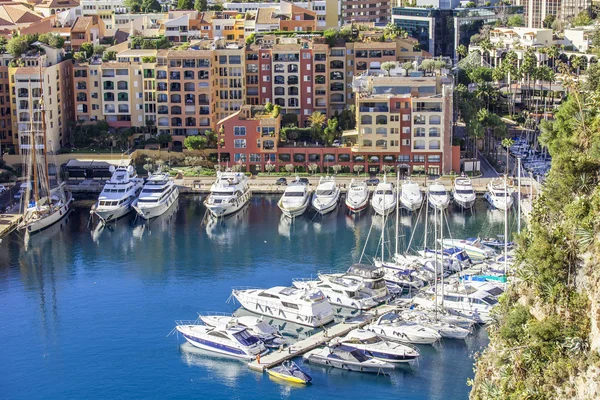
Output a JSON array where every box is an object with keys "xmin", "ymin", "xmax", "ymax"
[
  {"xmin": 0, "ymin": 213, "xmax": 21, "ymax": 238},
  {"xmin": 247, "ymin": 304, "xmax": 399, "ymax": 372}
]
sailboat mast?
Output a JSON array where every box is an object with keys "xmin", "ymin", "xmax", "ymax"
[
  {"xmin": 29, "ymin": 79, "xmax": 39, "ymax": 202},
  {"xmin": 381, "ymin": 190, "xmax": 385, "ymax": 264},
  {"xmin": 424, "ymin": 188, "xmax": 429, "ymax": 250},
  {"xmin": 517, "ymin": 157, "xmax": 521, "ymax": 233},
  {"xmin": 504, "ymin": 177, "xmax": 509, "ymax": 280},
  {"xmin": 39, "ymin": 64, "xmax": 51, "ymax": 195},
  {"xmin": 394, "ymin": 171, "xmax": 399, "ymax": 256},
  {"xmin": 440, "ymin": 208, "xmax": 444, "ymax": 309}
]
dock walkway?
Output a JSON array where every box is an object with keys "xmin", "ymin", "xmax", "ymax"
[{"xmin": 0, "ymin": 213, "xmax": 21, "ymax": 238}]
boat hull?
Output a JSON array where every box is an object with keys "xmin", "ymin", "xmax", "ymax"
[
  {"xmin": 133, "ymin": 188, "xmax": 179, "ymax": 220},
  {"xmin": 304, "ymin": 355, "xmax": 394, "ymax": 373},
  {"xmin": 312, "ymin": 195, "xmax": 339, "ymax": 215},
  {"xmin": 180, "ymin": 332, "xmax": 265, "ymax": 360},
  {"xmin": 93, "ymin": 199, "xmax": 135, "ymax": 223},
  {"xmin": 453, "ymin": 196, "xmax": 475, "ymax": 209},
  {"xmin": 278, "ymin": 197, "xmax": 310, "ymax": 219},
  {"xmin": 205, "ymin": 190, "xmax": 251, "ymax": 218},
  {"xmin": 20, "ymin": 193, "xmax": 74, "ymax": 234},
  {"xmin": 345, "ymin": 197, "xmax": 369, "ymax": 213},
  {"xmin": 484, "ymin": 193, "xmax": 514, "ymax": 210},
  {"xmin": 371, "ymin": 200, "xmax": 396, "ymax": 216},
  {"xmin": 400, "ymin": 197, "xmax": 422, "ymax": 212}
]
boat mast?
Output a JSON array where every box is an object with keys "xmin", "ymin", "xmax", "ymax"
[
  {"xmin": 439, "ymin": 208, "xmax": 444, "ymax": 310},
  {"xmin": 504, "ymin": 176, "xmax": 508, "ymax": 280},
  {"xmin": 394, "ymin": 170, "xmax": 399, "ymax": 257},
  {"xmin": 39, "ymin": 64, "xmax": 51, "ymax": 198},
  {"xmin": 433, "ymin": 206, "xmax": 438, "ymax": 318},
  {"xmin": 424, "ymin": 188, "xmax": 429, "ymax": 250},
  {"xmin": 381, "ymin": 188, "xmax": 385, "ymax": 264},
  {"xmin": 28, "ymin": 79, "xmax": 39, "ymax": 203},
  {"xmin": 517, "ymin": 156, "xmax": 521, "ymax": 234}
]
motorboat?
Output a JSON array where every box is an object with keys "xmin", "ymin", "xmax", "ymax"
[
  {"xmin": 204, "ymin": 171, "xmax": 251, "ymax": 217},
  {"xmin": 132, "ymin": 171, "xmax": 179, "ymax": 219},
  {"xmin": 484, "ymin": 178, "xmax": 513, "ymax": 210},
  {"xmin": 452, "ymin": 176, "xmax": 476, "ymax": 209},
  {"xmin": 400, "ymin": 180, "xmax": 423, "ymax": 211},
  {"xmin": 320, "ymin": 264, "xmax": 389, "ymax": 301},
  {"xmin": 277, "ymin": 179, "xmax": 311, "ymax": 218},
  {"xmin": 199, "ymin": 313, "xmax": 286, "ymax": 348},
  {"xmin": 480, "ymin": 236, "xmax": 514, "ymax": 248},
  {"xmin": 175, "ymin": 320, "xmax": 267, "ymax": 360},
  {"xmin": 398, "ymin": 310, "xmax": 471, "ymax": 339},
  {"xmin": 427, "ymin": 181, "xmax": 449, "ymax": 210},
  {"xmin": 311, "ymin": 176, "xmax": 340, "ymax": 215},
  {"xmin": 403, "ymin": 306, "xmax": 476, "ymax": 330},
  {"xmin": 335, "ymin": 329, "xmax": 420, "ymax": 363},
  {"xmin": 231, "ymin": 286, "xmax": 335, "ymax": 327},
  {"xmin": 266, "ymin": 361, "xmax": 312, "ymax": 384},
  {"xmin": 303, "ymin": 345, "xmax": 395, "ymax": 373},
  {"xmin": 366, "ymin": 312, "xmax": 442, "ymax": 345},
  {"xmin": 439, "ymin": 238, "xmax": 496, "ymax": 260},
  {"xmin": 345, "ymin": 179, "xmax": 369, "ymax": 213},
  {"xmin": 19, "ymin": 184, "xmax": 73, "ymax": 234},
  {"xmin": 412, "ymin": 286, "xmax": 497, "ymax": 324},
  {"xmin": 293, "ymin": 276, "xmax": 380, "ymax": 310},
  {"xmin": 91, "ymin": 165, "xmax": 143, "ymax": 223},
  {"xmin": 370, "ymin": 177, "xmax": 396, "ymax": 216},
  {"xmin": 377, "ymin": 261, "xmax": 426, "ymax": 291}
]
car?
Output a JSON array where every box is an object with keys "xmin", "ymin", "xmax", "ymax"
[
  {"xmin": 275, "ymin": 177, "xmax": 287, "ymax": 186},
  {"xmin": 366, "ymin": 178, "xmax": 380, "ymax": 186},
  {"xmin": 0, "ymin": 185, "xmax": 6, "ymax": 194},
  {"xmin": 332, "ymin": 140, "xmax": 341, "ymax": 147},
  {"xmin": 296, "ymin": 178, "xmax": 309, "ymax": 185}
]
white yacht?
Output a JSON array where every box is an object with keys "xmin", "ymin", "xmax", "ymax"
[
  {"xmin": 345, "ymin": 179, "xmax": 369, "ymax": 213},
  {"xmin": 204, "ymin": 171, "xmax": 251, "ymax": 217},
  {"xmin": 132, "ymin": 171, "xmax": 179, "ymax": 219},
  {"xmin": 199, "ymin": 314, "xmax": 286, "ymax": 348},
  {"xmin": 370, "ymin": 177, "xmax": 396, "ymax": 216},
  {"xmin": 293, "ymin": 275, "xmax": 379, "ymax": 310},
  {"xmin": 412, "ymin": 286, "xmax": 497, "ymax": 324},
  {"xmin": 277, "ymin": 180, "xmax": 311, "ymax": 218},
  {"xmin": 400, "ymin": 180, "xmax": 423, "ymax": 211},
  {"xmin": 439, "ymin": 238, "xmax": 496, "ymax": 260},
  {"xmin": 19, "ymin": 184, "xmax": 73, "ymax": 234},
  {"xmin": 452, "ymin": 176, "xmax": 476, "ymax": 209},
  {"xmin": 320, "ymin": 264, "xmax": 389, "ymax": 302},
  {"xmin": 484, "ymin": 178, "xmax": 513, "ymax": 210},
  {"xmin": 335, "ymin": 329, "xmax": 420, "ymax": 363},
  {"xmin": 398, "ymin": 310, "xmax": 471, "ymax": 339},
  {"xmin": 175, "ymin": 320, "xmax": 267, "ymax": 360},
  {"xmin": 303, "ymin": 345, "xmax": 395, "ymax": 373},
  {"xmin": 311, "ymin": 176, "xmax": 340, "ymax": 215},
  {"xmin": 231, "ymin": 286, "xmax": 335, "ymax": 327},
  {"xmin": 91, "ymin": 165, "xmax": 143, "ymax": 223},
  {"xmin": 366, "ymin": 312, "xmax": 442, "ymax": 345},
  {"xmin": 427, "ymin": 181, "xmax": 450, "ymax": 210}
]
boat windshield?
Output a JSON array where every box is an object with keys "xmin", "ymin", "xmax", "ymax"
[
  {"xmin": 361, "ymin": 336, "xmax": 382, "ymax": 344},
  {"xmin": 494, "ymin": 192, "xmax": 507, "ymax": 197},
  {"xmin": 376, "ymin": 190, "xmax": 394, "ymax": 195},
  {"xmin": 349, "ymin": 349, "xmax": 369, "ymax": 362},
  {"xmin": 141, "ymin": 188, "xmax": 165, "ymax": 193},
  {"xmin": 482, "ymin": 296, "xmax": 498, "ymax": 305},
  {"xmin": 316, "ymin": 190, "xmax": 333, "ymax": 196},
  {"xmin": 233, "ymin": 329, "xmax": 260, "ymax": 346},
  {"xmin": 284, "ymin": 191, "xmax": 305, "ymax": 197},
  {"xmin": 456, "ymin": 189, "xmax": 473, "ymax": 194},
  {"xmin": 211, "ymin": 191, "xmax": 233, "ymax": 196},
  {"xmin": 430, "ymin": 191, "xmax": 446, "ymax": 196}
]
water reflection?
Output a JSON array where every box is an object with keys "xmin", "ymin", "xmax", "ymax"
[
  {"xmin": 277, "ymin": 214, "xmax": 309, "ymax": 239},
  {"xmin": 132, "ymin": 202, "xmax": 179, "ymax": 240},
  {"xmin": 179, "ymin": 343, "xmax": 249, "ymax": 387},
  {"xmin": 205, "ymin": 203, "xmax": 250, "ymax": 244}
]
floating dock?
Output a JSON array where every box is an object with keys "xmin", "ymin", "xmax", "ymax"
[
  {"xmin": 0, "ymin": 213, "xmax": 21, "ymax": 238},
  {"xmin": 247, "ymin": 304, "xmax": 399, "ymax": 372}
]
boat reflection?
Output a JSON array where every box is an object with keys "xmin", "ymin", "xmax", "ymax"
[
  {"xmin": 132, "ymin": 201, "xmax": 179, "ymax": 240},
  {"xmin": 312, "ymin": 210, "xmax": 339, "ymax": 235},
  {"xmin": 179, "ymin": 343, "xmax": 250, "ymax": 387},
  {"xmin": 23, "ymin": 209, "xmax": 72, "ymax": 251},
  {"xmin": 205, "ymin": 203, "xmax": 250, "ymax": 243},
  {"xmin": 90, "ymin": 214, "xmax": 135, "ymax": 247},
  {"xmin": 277, "ymin": 214, "xmax": 309, "ymax": 239}
]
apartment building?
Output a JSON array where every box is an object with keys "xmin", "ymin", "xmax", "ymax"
[
  {"xmin": 513, "ymin": 0, "xmax": 590, "ymax": 29},
  {"xmin": 0, "ymin": 54, "xmax": 12, "ymax": 154},
  {"xmin": 9, "ymin": 45, "xmax": 74, "ymax": 155},
  {"xmin": 217, "ymin": 105, "xmax": 280, "ymax": 172},
  {"xmin": 80, "ymin": 0, "xmax": 127, "ymax": 30},
  {"xmin": 341, "ymin": 0, "xmax": 390, "ymax": 25},
  {"xmin": 34, "ymin": 0, "xmax": 80, "ymax": 17},
  {"xmin": 223, "ymin": 0, "xmax": 338, "ymax": 28},
  {"xmin": 348, "ymin": 72, "xmax": 454, "ymax": 175}
]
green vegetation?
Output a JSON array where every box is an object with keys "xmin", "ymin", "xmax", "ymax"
[
  {"xmin": 70, "ymin": 121, "xmax": 133, "ymax": 150},
  {"xmin": 177, "ymin": 0, "xmax": 193, "ymax": 10},
  {"xmin": 470, "ymin": 61, "xmax": 600, "ymax": 400},
  {"xmin": 506, "ymin": 15, "xmax": 525, "ymax": 27},
  {"xmin": 125, "ymin": 0, "xmax": 161, "ymax": 13},
  {"xmin": 130, "ymin": 35, "xmax": 171, "ymax": 50},
  {"xmin": 194, "ymin": 0, "xmax": 208, "ymax": 12},
  {"xmin": 102, "ymin": 51, "xmax": 117, "ymax": 62}
]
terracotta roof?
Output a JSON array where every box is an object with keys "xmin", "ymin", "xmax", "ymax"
[
  {"xmin": 114, "ymin": 29, "xmax": 129, "ymax": 44},
  {"xmin": 0, "ymin": 4, "xmax": 42, "ymax": 26},
  {"xmin": 15, "ymin": 67, "xmax": 44, "ymax": 74},
  {"xmin": 36, "ymin": 0, "xmax": 78, "ymax": 8},
  {"xmin": 72, "ymin": 16, "xmax": 93, "ymax": 32},
  {"xmin": 256, "ymin": 8, "xmax": 278, "ymax": 25}
]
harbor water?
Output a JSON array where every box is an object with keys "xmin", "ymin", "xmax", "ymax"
[{"xmin": 0, "ymin": 195, "xmax": 518, "ymax": 399}]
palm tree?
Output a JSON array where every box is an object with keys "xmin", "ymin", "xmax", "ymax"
[
  {"xmin": 571, "ymin": 56, "xmax": 582, "ymax": 75},
  {"xmin": 308, "ymin": 111, "xmax": 326, "ymax": 128},
  {"xmin": 457, "ymin": 44, "xmax": 468, "ymax": 60},
  {"xmin": 501, "ymin": 137, "xmax": 514, "ymax": 175},
  {"xmin": 547, "ymin": 45, "xmax": 560, "ymax": 71}
]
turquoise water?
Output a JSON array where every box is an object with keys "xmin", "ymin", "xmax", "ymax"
[{"xmin": 0, "ymin": 196, "xmax": 517, "ymax": 399}]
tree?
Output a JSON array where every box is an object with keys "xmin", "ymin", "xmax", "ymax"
[
  {"xmin": 157, "ymin": 133, "xmax": 172, "ymax": 147},
  {"xmin": 265, "ymin": 162, "xmax": 275, "ymax": 175},
  {"xmin": 308, "ymin": 163, "xmax": 319, "ymax": 174},
  {"xmin": 264, "ymin": 102, "xmax": 274, "ymax": 113},
  {"xmin": 38, "ymin": 33, "xmax": 64, "ymax": 48},
  {"xmin": 124, "ymin": 0, "xmax": 142, "ymax": 12},
  {"xmin": 184, "ymin": 135, "xmax": 207, "ymax": 151},
  {"xmin": 465, "ymin": 1, "xmax": 476, "ymax": 7},
  {"xmin": 322, "ymin": 118, "xmax": 338, "ymax": 146},
  {"xmin": 93, "ymin": 45, "xmax": 105, "ymax": 55},
  {"xmin": 308, "ymin": 111, "xmax": 326, "ymax": 139},
  {"xmin": 401, "ymin": 61, "xmax": 413, "ymax": 76},
  {"xmin": 194, "ymin": 0, "xmax": 207, "ymax": 11},
  {"xmin": 73, "ymin": 52, "xmax": 86, "ymax": 62},
  {"xmin": 420, "ymin": 59, "xmax": 435, "ymax": 75},
  {"xmin": 543, "ymin": 14, "xmax": 556, "ymax": 29},
  {"xmin": 284, "ymin": 164, "xmax": 294, "ymax": 174},
  {"xmin": 102, "ymin": 51, "xmax": 116, "ymax": 62},
  {"xmin": 457, "ymin": 44, "xmax": 468, "ymax": 60},
  {"xmin": 501, "ymin": 137, "xmax": 514, "ymax": 174},
  {"xmin": 7, "ymin": 37, "xmax": 29, "ymax": 58},
  {"xmin": 547, "ymin": 45, "xmax": 560, "ymax": 71},
  {"xmin": 177, "ymin": 0, "xmax": 193, "ymax": 10},
  {"xmin": 381, "ymin": 61, "xmax": 396, "ymax": 76},
  {"xmin": 507, "ymin": 15, "xmax": 525, "ymax": 27},
  {"xmin": 572, "ymin": 10, "xmax": 592, "ymax": 26},
  {"xmin": 353, "ymin": 165, "xmax": 364, "ymax": 175},
  {"xmin": 141, "ymin": 0, "xmax": 161, "ymax": 12},
  {"xmin": 80, "ymin": 42, "xmax": 94, "ymax": 58},
  {"xmin": 332, "ymin": 164, "xmax": 342, "ymax": 175},
  {"xmin": 0, "ymin": 36, "xmax": 7, "ymax": 53}
]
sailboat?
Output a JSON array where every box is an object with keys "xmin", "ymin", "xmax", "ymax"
[{"xmin": 18, "ymin": 79, "xmax": 73, "ymax": 234}]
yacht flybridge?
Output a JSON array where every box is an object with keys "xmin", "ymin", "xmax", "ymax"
[
  {"xmin": 452, "ymin": 176, "xmax": 476, "ymax": 209},
  {"xmin": 485, "ymin": 178, "xmax": 513, "ymax": 210},
  {"xmin": 204, "ymin": 171, "xmax": 251, "ymax": 217},
  {"xmin": 133, "ymin": 171, "xmax": 179, "ymax": 219},
  {"xmin": 231, "ymin": 286, "xmax": 335, "ymax": 327},
  {"xmin": 293, "ymin": 275, "xmax": 380, "ymax": 310},
  {"xmin": 371, "ymin": 176, "xmax": 396, "ymax": 216},
  {"xmin": 312, "ymin": 176, "xmax": 340, "ymax": 215},
  {"xmin": 427, "ymin": 181, "xmax": 450, "ymax": 210},
  {"xmin": 345, "ymin": 179, "xmax": 369, "ymax": 213},
  {"xmin": 278, "ymin": 179, "xmax": 311, "ymax": 218},
  {"xmin": 91, "ymin": 165, "xmax": 143, "ymax": 223},
  {"xmin": 400, "ymin": 180, "xmax": 423, "ymax": 211}
]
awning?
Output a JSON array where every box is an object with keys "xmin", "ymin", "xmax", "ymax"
[{"xmin": 64, "ymin": 159, "xmax": 131, "ymax": 169}]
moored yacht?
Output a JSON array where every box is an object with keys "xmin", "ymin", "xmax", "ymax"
[
  {"xmin": 231, "ymin": 286, "xmax": 335, "ymax": 327},
  {"xmin": 345, "ymin": 179, "xmax": 369, "ymax": 213},
  {"xmin": 412, "ymin": 286, "xmax": 497, "ymax": 324},
  {"xmin": 370, "ymin": 177, "xmax": 396, "ymax": 216},
  {"xmin": 132, "ymin": 171, "xmax": 179, "ymax": 219},
  {"xmin": 366, "ymin": 312, "xmax": 442, "ymax": 345},
  {"xmin": 277, "ymin": 179, "xmax": 311, "ymax": 218},
  {"xmin": 484, "ymin": 178, "xmax": 513, "ymax": 210},
  {"xmin": 427, "ymin": 181, "xmax": 449, "ymax": 210},
  {"xmin": 400, "ymin": 180, "xmax": 423, "ymax": 211},
  {"xmin": 439, "ymin": 238, "xmax": 496, "ymax": 260},
  {"xmin": 452, "ymin": 176, "xmax": 476, "ymax": 209},
  {"xmin": 175, "ymin": 320, "xmax": 267, "ymax": 360},
  {"xmin": 204, "ymin": 171, "xmax": 251, "ymax": 217},
  {"xmin": 19, "ymin": 184, "xmax": 73, "ymax": 234},
  {"xmin": 303, "ymin": 345, "xmax": 395, "ymax": 373},
  {"xmin": 293, "ymin": 275, "xmax": 379, "ymax": 310},
  {"xmin": 336, "ymin": 329, "xmax": 420, "ymax": 363},
  {"xmin": 320, "ymin": 264, "xmax": 389, "ymax": 301},
  {"xmin": 199, "ymin": 314, "xmax": 286, "ymax": 348},
  {"xmin": 311, "ymin": 176, "xmax": 340, "ymax": 215},
  {"xmin": 91, "ymin": 165, "xmax": 143, "ymax": 223}
]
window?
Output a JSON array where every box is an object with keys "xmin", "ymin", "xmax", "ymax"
[
  {"xmin": 234, "ymin": 126, "xmax": 246, "ymax": 136},
  {"xmin": 428, "ymin": 155, "xmax": 441, "ymax": 162},
  {"xmin": 234, "ymin": 139, "xmax": 246, "ymax": 148},
  {"xmin": 302, "ymin": 53, "xmax": 311, "ymax": 59},
  {"xmin": 402, "ymin": 114, "xmax": 410, "ymax": 121},
  {"xmin": 234, "ymin": 153, "xmax": 246, "ymax": 162},
  {"xmin": 414, "ymin": 155, "xmax": 425, "ymax": 162},
  {"xmin": 261, "ymin": 64, "xmax": 270, "ymax": 71},
  {"xmin": 249, "ymin": 153, "xmax": 261, "ymax": 162}
]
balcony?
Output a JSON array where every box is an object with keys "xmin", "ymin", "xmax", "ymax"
[{"xmin": 359, "ymin": 106, "xmax": 388, "ymax": 112}]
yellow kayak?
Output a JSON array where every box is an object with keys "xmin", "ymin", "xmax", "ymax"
[{"xmin": 266, "ymin": 361, "xmax": 312, "ymax": 384}]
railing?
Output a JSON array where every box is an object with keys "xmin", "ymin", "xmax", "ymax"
[{"xmin": 360, "ymin": 106, "xmax": 389, "ymax": 112}]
